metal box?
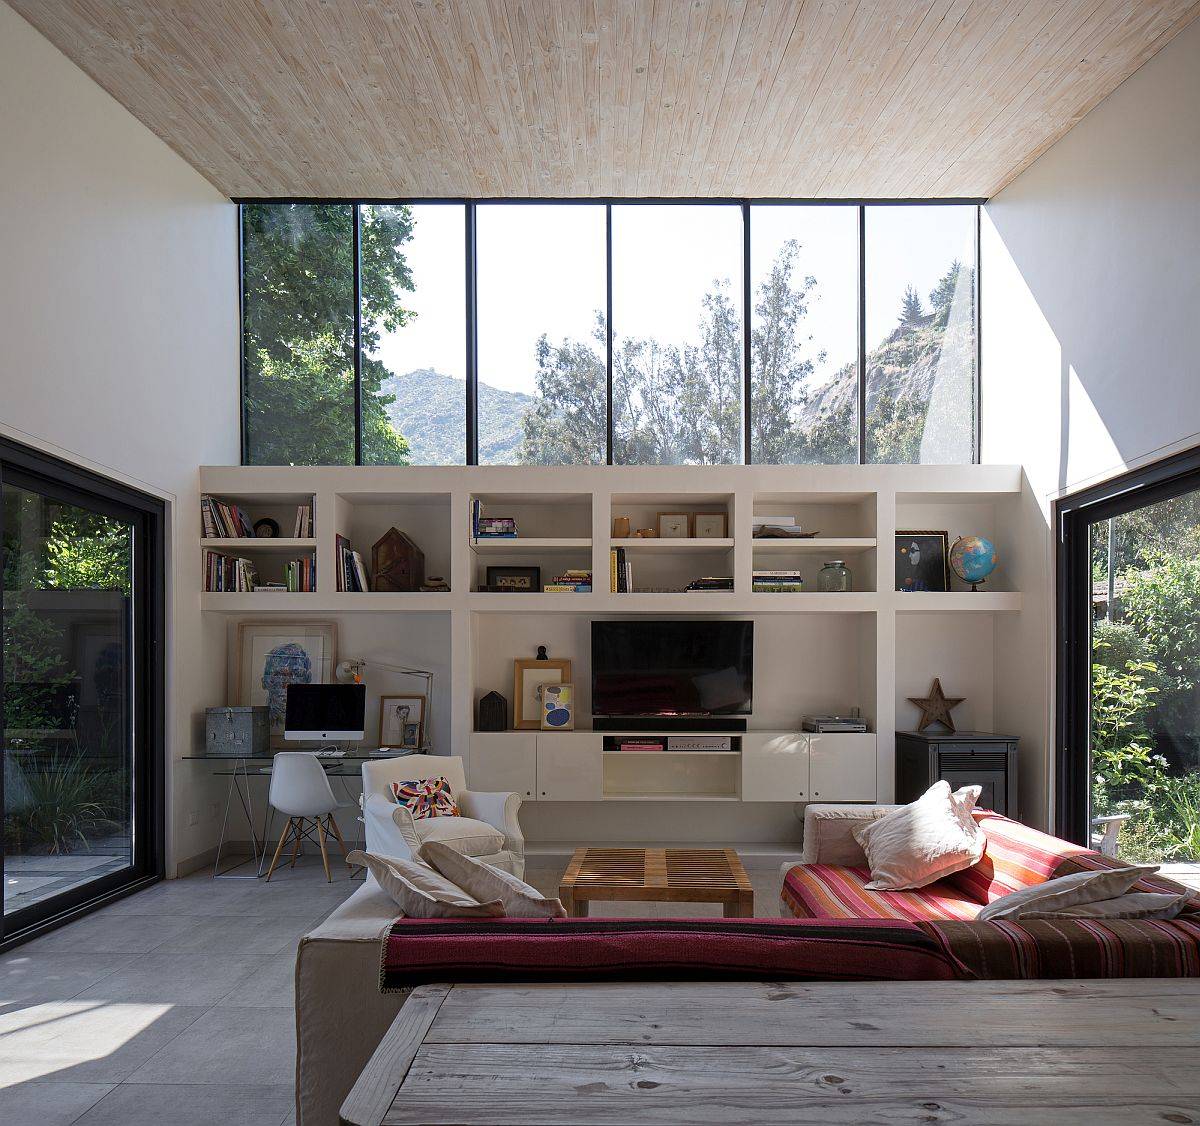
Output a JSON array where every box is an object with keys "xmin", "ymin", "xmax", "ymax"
[
  {"xmin": 206, "ymin": 705, "xmax": 270, "ymax": 758},
  {"xmin": 895, "ymin": 730, "xmax": 1019, "ymax": 817}
]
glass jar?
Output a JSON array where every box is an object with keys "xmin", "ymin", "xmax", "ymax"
[{"xmin": 818, "ymin": 560, "xmax": 852, "ymax": 592}]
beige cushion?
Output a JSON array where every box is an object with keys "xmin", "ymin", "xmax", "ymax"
[
  {"xmin": 854, "ymin": 781, "xmax": 985, "ymax": 891},
  {"xmin": 411, "ymin": 815, "xmax": 506, "ymax": 857},
  {"xmin": 978, "ymin": 864, "xmax": 1160, "ymax": 921},
  {"xmin": 1021, "ymin": 890, "xmax": 1191, "ymax": 920},
  {"xmin": 801, "ymin": 804, "xmax": 899, "ymax": 865},
  {"xmin": 345, "ymin": 850, "xmax": 504, "ymax": 918},
  {"xmin": 422, "ymin": 840, "xmax": 566, "ymax": 919}
]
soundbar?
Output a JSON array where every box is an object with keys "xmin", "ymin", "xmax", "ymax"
[{"xmin": 593, "ymin": 716, "xmax": 747, "ymax": 732}]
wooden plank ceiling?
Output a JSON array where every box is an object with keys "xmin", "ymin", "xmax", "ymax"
[{"xmin": 9, "ymin": 0, "xmax": 1199, "ymax": 199}]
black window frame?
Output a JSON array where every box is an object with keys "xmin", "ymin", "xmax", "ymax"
[
  {"xmin": 0, "ymin": 436, "xmax": 166, "ymax": 951},
  {"xmin": 1054, "ymin": 442, "xmax": 1200, "ymax": 843},
  {"xmin": 236, "ymin": 197, "xmax": 984, "ymax": 467}
]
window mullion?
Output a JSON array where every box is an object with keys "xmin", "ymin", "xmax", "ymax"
[
  {"xmin": 742, "ymin": 201, "xmax": 752, "ymax": 466},
  {"xmin": 857, "ymin": 204, "xmax": 867, "ymax": 465},
  {"xmin": 352, "ymin": 203, "xmax": 363, "ymax": 465}
]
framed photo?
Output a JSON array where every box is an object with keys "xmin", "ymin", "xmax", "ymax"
[
  {"xmin": 379, "ymin": 694, "xmax": 426, "ymax": 750},
  {"xmin": 538, "ymin": 683, "xmax": 574, "ymax": 730},
  {"xmin": 486, "ymin": 565, "xmax": 541, "ymax": 593},
  {"xmin": 513, "ymin": 658, "xmax": 572, "ymax": 729},
  {"xmin": 895, "ymin": 531, "xmax": 950, "ymax": 593},
  {"xmin": 233, "ymin": 621, "xmax": 337, "ymax": 745},
  {"xmin": 657, "ymin": 512, "xmax": 691, "ymax": 539},
  {"xmin": 693, "ymin": 513, "xmax": 727, "ymax": 539}
]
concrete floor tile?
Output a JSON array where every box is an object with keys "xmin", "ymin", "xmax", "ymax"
[
  {"xmin": 0, "ymin": 1080, "xmax": 115, "ymax": 1126},
  {"xmin": 75, "ymin": 1082, "xmax": 293, "ymax": 1126},
  {"xmin": 72, "ymin": 953, "xmax": 274, "ymax": 1006}
]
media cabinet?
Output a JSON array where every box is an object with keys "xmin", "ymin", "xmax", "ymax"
[{"xmin": 194, "ymin": 463, "xmax": 1045, "ymax": 843}]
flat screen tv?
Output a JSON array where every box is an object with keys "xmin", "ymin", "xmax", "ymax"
[{"xmin": 591, "ymin": 620, "xmax": 753, "ymax": 719}]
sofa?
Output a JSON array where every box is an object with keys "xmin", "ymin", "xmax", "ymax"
[{"xmin": 295, "ymin": 805, "xmax": 1200, "ymax": 1126}]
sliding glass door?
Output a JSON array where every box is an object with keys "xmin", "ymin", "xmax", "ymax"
[
  {"xmin": 1058, "ymin": 448, "xmax": 1200, "ymax": 879},
  {"xmin": 1, "ymin": 440, "xmax": 163, "ymax": 943}
]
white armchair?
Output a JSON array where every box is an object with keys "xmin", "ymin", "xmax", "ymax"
[{"xmin": 361, "ymin": 754, "xmax": 525, "ymax": 878}]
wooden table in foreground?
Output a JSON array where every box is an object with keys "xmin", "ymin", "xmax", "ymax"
[
  {"xmin": 340, "ymin": 978, "xmax": 1200, "ymax": 1125},
  {"xmin": 557, "ymin": 846, "xmax": 754, "ymax": 918}
]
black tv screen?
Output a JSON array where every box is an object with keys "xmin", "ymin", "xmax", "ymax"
[{"xmin": 591, "ymin": 620, "xmax": 753, "ymax": 718}]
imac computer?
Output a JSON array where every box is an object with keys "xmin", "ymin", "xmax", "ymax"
[{"xmin": 284, "ymin": 683, "xmax": 367, "ymax": 742}]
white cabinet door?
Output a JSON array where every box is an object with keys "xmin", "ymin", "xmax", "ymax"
[
  {"xmin": 741, "ymin": 733, "xmax": 810, "ymax": 801},
  {"xmin": 536, "ymin": 733, "xmax": 603, "ymax": 801},
  {"xmin": 469, "ymin": 733, "xmax": 537, "ymax": 799},
  {"xmin": 807, "ymin": 734, "xmax": 877, "ymax": 802}
]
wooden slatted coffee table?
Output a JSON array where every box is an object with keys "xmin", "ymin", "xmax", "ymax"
[{"xmin": 558, "ymin": 846, "xmax": 754, "ymax": 918}]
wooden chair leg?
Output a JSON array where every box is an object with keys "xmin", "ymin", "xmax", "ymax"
[
  {"xmin": 315, "ymin": 817, "xmax": 332, "ymax": 882},
  {"xmin": 288, "ymin": 818, "xmax": 305, "ymax": 869},
  {"xmin": 264, "ymin": 818, "xmax": 295, "ymax": 882},
  {"xmin": 326, "ymin": 814, "xmax": 351, "ymax": 865}
]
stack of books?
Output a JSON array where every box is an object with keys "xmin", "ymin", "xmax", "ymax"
[
  {"xmin": 753, "ymin": 569, "xmax": 804, "ymax": 592},
  {"xmin": 204, "ymin": 550, "xmax": 256, "ymax": 591},
  {"xmin": 685, "ymin": 576, "xmax": 734, "ymax": 593},
  {"xmin": 752, "ymin": 515, "xmax": 807, "ymax": 538},
  {"xmin": 335, "ymin": 534, "xmax": 369, "ymax": 592},
  {"xmin": 545, "ymin": 568, "xmax": 592, "ymax": 593},
  {"xmin": 285, "ymin": 558, "xmax": 316, "ymax": 592},
  {"xmin": 471, "ymin": 500, "xmax": 517, "ymax": 538},
  {"xmin": 292, "ymin": 502, "xmax": 313, "ymax": 537},
  {"xmin": 201, "ymin": 495, "xmax": 253, "ymax": 538},
  {"xmin": 609, "ymin": 547, "xmax": 632, "ymax": 592}
]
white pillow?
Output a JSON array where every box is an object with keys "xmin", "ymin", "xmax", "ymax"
[
  {"xmin": 853, "ymin": 781, "xmax": 985, "ymax": 891},
  {"xmin": 345, "ymin": 850, "xmax": 504, "ymax": 919},
  {"xmin": 1021, "ymin": 891, "xmax": 1190, "ymax": 921},
  {"xmin": 422, "ymin": 840, "xmax": 566, "ymax": 919},
  {"xmin": 977, "ymin": 864, "xmax": 1160, "ymax": 921}
]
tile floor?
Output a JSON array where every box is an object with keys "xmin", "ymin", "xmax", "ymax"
[{"xmin": 0, "ymin": 854, "xmax": 787, "ymax": 1126}]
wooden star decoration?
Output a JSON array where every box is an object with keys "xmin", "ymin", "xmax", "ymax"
[{"xmin": 908, "ymin": 678, "xmax": 965, "ymax": 733}]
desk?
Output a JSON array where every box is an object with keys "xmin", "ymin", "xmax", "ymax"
[{"xmin": 183, "ymin": 752, "xmax": 412, "ymax": 879}]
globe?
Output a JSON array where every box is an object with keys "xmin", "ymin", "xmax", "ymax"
[{"xmin": 949, "ymin": 535, "xmax": 998, "ymax": 590}]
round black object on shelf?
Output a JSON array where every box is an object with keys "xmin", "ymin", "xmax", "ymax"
[{"xmin": 253, "ymin": 518, "xmax": 280, "ymax": 538}]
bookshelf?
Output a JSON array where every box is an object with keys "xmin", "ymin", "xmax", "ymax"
[{"xmin": 197, "ymin": 463, "xmax": 1039, "ymax": 823}]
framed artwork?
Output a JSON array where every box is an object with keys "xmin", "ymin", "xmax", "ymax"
[
  {"xmin": 693, "ymin": 513, "xmax": 727, "ymax": 539},
  {"xmin": 657, "ymin": 512, "xmax": 691, "ymax": 539},
  {"xmin": 513, "ymin": 658, "xmax": 572, "ymax": 729},
  {"xmin": 486, "ymin": 565, "xmax": 541, "ymax": 593},
  {"xmin": 895, "ymin": 531, "xmax": 950, "ymax": 593},
  {"xmin": 379, "ymin": 694, "xmax": 427, "ymax": 750},
  {"xmin": 233, "ymin": 620, "xmax": 337, "ymax": 744},
  {"xmin": 538, "ymin": 683, "xmax": 574, "ymax": 730}
]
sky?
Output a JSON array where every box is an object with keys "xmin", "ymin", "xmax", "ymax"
[{"xmin": 373, "ymin": 202, "xmax": 976, "ymax": 397}]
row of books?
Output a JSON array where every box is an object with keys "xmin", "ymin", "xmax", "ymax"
[
  {"xmin": 609, "ymin": 548, "xmax": 633, "ymax": 592},
  {"xmin": 470, "ymin": 500, "xmax": 517, "ymax": 538},
  {"xmin": 335, "ymin": 535, "xmax": 370, "ymax": 592},
  {"xmin": 200, "ymin": 495, "xmax": 313, "ymax": 539},
  {"xmin": 204, "ymin": 550, "xmax": 256, "ymax": 592},
  {"xmin": 283, "ymin": 558, "xmax": 316, "ymax": 592},
  {"xmin": 753, "ymin": 568, "xmax": 804, "ymax": 593},
  {"xmin": 685, "ymin": 576, "xmax": 734, "ymax": 592},
  {"xmin": 545, "ymin": 568, "xmax": 592, "ymax": 593}
]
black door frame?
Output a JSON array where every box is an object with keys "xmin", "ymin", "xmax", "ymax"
[
  {"xmin": 1055, "ymin": 442, "xmax": 1200, "ymax": 843},
  {"xmin": 0, "ymin": 436, "xmax": 165, "ymax": 949}
]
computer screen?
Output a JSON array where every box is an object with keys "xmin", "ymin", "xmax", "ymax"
[{"xmin": 283, "ymin": 683, "xmax": 367, "ymax": 741}]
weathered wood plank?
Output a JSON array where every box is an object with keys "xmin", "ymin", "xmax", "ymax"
[
  {"xmin": 426, "ymin": 979, "xmax": 1200, "ymax": 1047},
  {"xmin": 381, "ymin": 1044, "xmax": 1200, "ymax": 1124},
  {"xmin": 339, "ymin": 983, "xmax": 450, "ymax": 1126}
]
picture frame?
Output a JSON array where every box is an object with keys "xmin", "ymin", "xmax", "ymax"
[
  {"xmin": 657, "ymin": 512, "xmax": 692, "ymax": 539},
  {"xmin": 693, "ymin": 513, "xmax": 728, "ymax": 539},
  {"xmin": 233, "ymin": 620, "xmax": 337, "ymax": 745},
  {"xmin": 486, "ymin": 565, "xmax": 542, "ymax": 593},
  {"xmin": 538, "ymin": 682, "xmax": 574, "ymax": 730},
  {"xmin": 895, "ymin": 531, "xmax": 950, "ymax": 593},
  {"xmin": 378, "ymin": 694, "xmax": 427, "ymax": 750},
  {"xmin": 513, "ymin": 658, "xmax": 572, "ymax": 729}
]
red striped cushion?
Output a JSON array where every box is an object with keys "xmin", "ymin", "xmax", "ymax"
[
  {"xmin": 781, "ymin": 863, "xmax": 982, "ymax": 922},
  {"xmin": 943, "ymin": 811, "xmax": 1091, "ymax": 904}
]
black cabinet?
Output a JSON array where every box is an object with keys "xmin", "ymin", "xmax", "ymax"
[{"xmin": 895, "ymin": 731, "xmax": 1019, "ymax": 817}]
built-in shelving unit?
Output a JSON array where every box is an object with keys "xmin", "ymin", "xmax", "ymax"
[{"xmin": 198, "ymin": 463, "xmax": 1037, "ymax": 822}]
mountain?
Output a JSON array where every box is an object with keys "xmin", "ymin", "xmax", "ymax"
[{"xmin": 379, "ymin": 368, "xmax": 533, "ymax": 464}]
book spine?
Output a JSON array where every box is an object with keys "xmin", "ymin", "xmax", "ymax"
[{"xmin": 609, "ymin": 548, "xmax": 617, "ymax": 593}]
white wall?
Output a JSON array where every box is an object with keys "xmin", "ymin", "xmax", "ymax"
[
  {"xmin": 0, "ymin": 5, "xmax": 239, "ymax": 873},
  {"xmin": 982, "ymin": 17, "xmax": 1200, "ymax": 827}
]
